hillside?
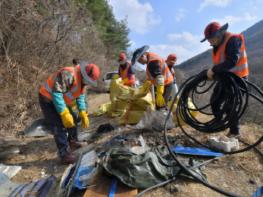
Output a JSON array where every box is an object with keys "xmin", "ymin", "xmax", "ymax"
[
  {"xmin": 177, "ymin": 19, "xmax": 263, "ymax": 87},
  {"xmin": 0, "ymin": 0, "xmax": 129, "ymax": 135}
]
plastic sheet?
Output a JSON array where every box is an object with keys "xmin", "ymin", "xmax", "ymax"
[{"xmin": 135, "ymin": 108, "xmax": 175, "ymax": 131}]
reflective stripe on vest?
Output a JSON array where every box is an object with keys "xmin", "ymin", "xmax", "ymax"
[
  {"xmin": 146, "ymin": 63, "xmax": 173, "ymax": 84},
  {"xmin": 146, "ymin": 52, "xmax": 173, "ymax": 85},
  {"xmin": 44, "ymin": 83, "xmax": 52, "ymax": 94},
  {"xmin": 39, "ymin": 66, "xmax": 84, "ymax": 105},
  {"xmin": 212, "ymin": 32, "xmax": 249, "ymax": 78},
  {"xmin": 65, "ymin": 85, "xmax": 79, "ymax": 100}
]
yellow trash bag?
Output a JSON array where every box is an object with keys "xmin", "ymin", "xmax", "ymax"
[
  {"xmin": 109, "ymin": 77, "xmax": 130, "ymax": 102},
  {"xmin": 107, "ymin": 78, "xmax": 133, "ymax": 117},
  {"xmin": 107, "ymin": 99, "xmax": 128, "ymax": 117},
  {"xmin": 93, "ymin": 77, "xmax": 155, "ymax": 123},
  {"xmin": 93, "ymin": 102, "xmax": 111, "ymax": 116},
  {"xmin": 168, "ymin": 97, "xmax": 198, "ymax": 126},
  {"xmin": 93, "ymin": 77, "xmax": 133, "ymax": 117},
  {"xmin": 119, "ymin": 92, "xmax": 155, "ymax": 125}
]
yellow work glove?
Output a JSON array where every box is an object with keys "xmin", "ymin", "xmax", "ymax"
[
  {"xmin": 156, "ymin": 85, "xmax": 166, "ymax": 107},
  {"xmin": 121, "ymin": 78, "xmax": 129, "ymax": 85},
  {"xmin": 139, "ymin": 80, "xmax": 152, "ymax": 94},
  {"xmin": 132, "ymin": 80, "xmax": 152, "ymax": 98},
  {"xmin": 60, "ymin": 108, "xmax": 75, "ymax": 128},
  {"xmin": 112, "ymin": 74, "xmax": 120, "ymax": 80},
  {"xmin": 79, "ymin": 111, "xmax": 89, "ymax": 128}
]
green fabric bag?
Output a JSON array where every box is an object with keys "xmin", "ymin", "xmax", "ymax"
[{"xmin": 102, "ymin": 147, "xmax": 180, "ymax": 189}]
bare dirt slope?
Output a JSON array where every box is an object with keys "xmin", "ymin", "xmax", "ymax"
[{"xmin": 1, "ymin": 93, "xmax": 263, "ymax": 197}]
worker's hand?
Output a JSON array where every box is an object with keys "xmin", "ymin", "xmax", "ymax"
[
  {"xmin": 121, "ymin": 78, "xmax": 129, "ymax": 85},
  {"xmin": 60, "ymin": 108, "xmax": 75, "ymax": 128},
  {"xmin": 156, "ymin": 85, "xmax": 166, "ymax": 107},
  {"xmin": 132, "ymin": 80, "xmax": 151, "ymax": 98},
  {"xmin": 139, "ymin": 80, "xmax": 152, "ymax": 94},
  {"xmin": 112, "ymin": 74, "xmax": 120, "ymax": 80},
  {"xmin": 79, "ymin": 111, "xmax": 89, "ymax": 128},
  {"xmin": 207, "ymin": 68, "xmax": 214, "ymax": 80}
]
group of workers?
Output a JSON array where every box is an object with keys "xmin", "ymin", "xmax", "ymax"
[{"xmin": 38, "ymin": 21, "xmax": 249, "ymax": 164}]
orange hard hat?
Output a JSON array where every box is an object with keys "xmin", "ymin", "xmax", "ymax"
[
  {"xmin": 80, "ymin": 61, "xmax": 100, "ymax": 86},
  {"xmin": 118, "ymin": 52, "xmax": 127, "ymax": 62},
  {"xmin": 167, "ymin": 54, "xmax": 177, "ymax": 62},
  {"xmin": 201, "ymin": 22, "xmax": 228, "ymax": 42}
]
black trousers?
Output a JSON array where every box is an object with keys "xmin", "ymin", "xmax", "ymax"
[
  {"xmin": 210, "ymin": 84, "xmax": 239, "ymax": 134},
  {"xmin": 39, "ymin": 94, "xmax": 78, "ymax": 157}
]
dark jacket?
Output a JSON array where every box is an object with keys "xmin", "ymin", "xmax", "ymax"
[
  {"xmin": 212, "ymin": 35, "xmax": 242, "ymax": 73},
  {"xmin": 147, "ymin": 60, "xmax": 162, "ymax": 78}
]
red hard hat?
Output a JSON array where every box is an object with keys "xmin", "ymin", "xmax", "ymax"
[
  {"xmin": 201, "ymin": 22, "xmax": 228, "ymax": 42},
  {"xmin": 80, "ymin": 62, "xmax": 100, "ymax": 86},
  {"xmin": 118, "ymin": 52, "xmax": 127, "ymax": 61},
  {"xmin": 167, "ymin": 53, "xmax": 177, "ymax": 61},
  {"xmin": 86, "ymin": 64, "xmax": 100, "ymax": 81}
]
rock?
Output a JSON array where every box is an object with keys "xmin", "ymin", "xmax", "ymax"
[
  {"xmin": 0, "ymin": 147, "xmax": 20, "ymax": 159},
  {"xmin": 165, "ymin": 183, "xmax": 179, "ymax": 193},
  {"xmin": 248, "ymin": 179, "xmax": 256, "ymax": 185}
]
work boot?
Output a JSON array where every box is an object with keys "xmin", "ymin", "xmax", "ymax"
[
  {"xmin": 61, "ymin": 153, "xmax": 77, "ymax": 164},
  {"xmin": 69, "ymin": 140, "xmax": 83, "ymax": 151},
  {"xmin": 226, "ymin": 132, "xmax": 240, "ymax": 138}
]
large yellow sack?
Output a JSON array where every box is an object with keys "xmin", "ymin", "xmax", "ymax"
[
  {"xmin": 93, "ymin": 78, "xmax": 134, "ymax": 117},
  {"xmin": 109, "ymin": 78, "xmax": 130, "ymax": 102},
  {"xmin": 93, "ymin": 103, "xmax": 111, "ymax": 116},
  {"xmin": 169, "ymin": 97, "xmax": 198, "ymax": 126},
  {"xmin": 128, "ymin": 93, "xmax": 154, "ymax": 111},
  {"xmin": 119, "ymin": 111, "xmax": 145, "ymax": 125},
  {"xmin": 119, "ymin": 92, "xmax": 154, "ymax": 125},
  {"xmin": 94, "ymin": 78, "xmax": 155, "ymax": 124},
  {"xmin": 107, "ymin": 78, "xmax": 134, "ymax": 117},
  {"xmin": 107, "ymin": 99, "xmax": 128, "ymax": 117}
]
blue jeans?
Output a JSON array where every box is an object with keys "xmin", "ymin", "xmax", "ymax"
[{"xmin": 39, "ymin": 94, "xmax": 78, "ymax": 157}]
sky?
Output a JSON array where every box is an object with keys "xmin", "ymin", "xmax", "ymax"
[{"xmin": 107, "ymin": 0, "xmax": 263, "ymax": 64}]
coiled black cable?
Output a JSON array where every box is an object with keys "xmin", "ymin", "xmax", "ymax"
[
  {"xmin": 177, "ymin": 70, "xmax": 248, "ymax": 133},
  {"xmin": 164, "ymin": 70, "xmax": 263, "ymax": 197},
  {"xmin": 171, "ymin": 70, "xmax": 263, "ymax": 154}
]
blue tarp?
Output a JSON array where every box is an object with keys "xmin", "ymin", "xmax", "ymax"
[
  {"xmin": 172, "ymin": 146, "xmax": 224, "ymax": 157},
  {"xmin": 73, "ymin": 150, "xmax": 98, "ymax": 189},
  {"xmin": 252, "ymin": 186, "xmax": 263, "ymax": 197},
  {"xmin": 9, "ymin": 175, "xmax": 56, "ymax": 197}
]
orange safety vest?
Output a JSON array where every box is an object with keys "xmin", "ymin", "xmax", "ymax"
[
  {"xmin": 166, "ymin": 62, "xmax": 175, "ymax": 78},
  {"xmin": 212, "ymin": 32, "xmax": 249, "ymax": 78},
  {"xmin": 39, "ymin": 65, "xmax": 84, "ymax": 106},
  {"xmin": 119, "ymin": 62, "xmax": 135, "ymax": 86},
  {"xmin": 146, "ymin": 52, "xmax": 174, "ymax": 85}
]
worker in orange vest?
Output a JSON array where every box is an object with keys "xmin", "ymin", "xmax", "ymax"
[
  {"xmin": 201, "ymin": 22, "xmax": 249, "ymax": 137},
  {"xmin": 166, "ymin": 54, "xmax": 178, "ymax": 97},
  {"xmin": 39, "ymin": 61, "xmax": 100, "ymax": 164},
  {"xmin": 118, "ymin": 52, "xmax": 136, "ymax": 87},
  {"xmin": 131, "ymin": 45, "xmax": 174, "ymax": 109}
]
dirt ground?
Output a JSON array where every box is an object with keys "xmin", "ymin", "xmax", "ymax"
[
  {"xmin": 1, "ymin": 92, "xmax": 263, "ymax": 197},
  {"xmin": 2, "ymin": 93, "xmax": 110, "ymax": 183}
]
